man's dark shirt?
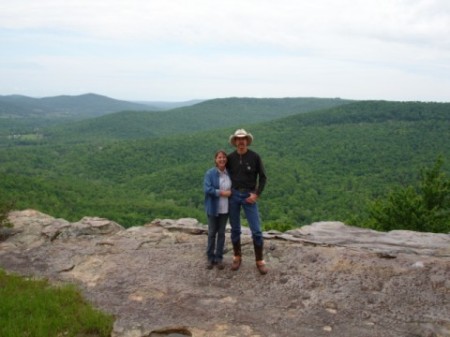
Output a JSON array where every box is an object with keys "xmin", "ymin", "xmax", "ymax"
[{"xmin": 227, "ymin": 149, "xmax": 267, "ymax": 196}]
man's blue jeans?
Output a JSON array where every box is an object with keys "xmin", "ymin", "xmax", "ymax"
[
  {"xmin": 206, "ymin": 213, "xmax": 228, "ymax": 263},
  {"xmin": 229, "ymin": 189, "xmax": 264, "ymax": 247}
]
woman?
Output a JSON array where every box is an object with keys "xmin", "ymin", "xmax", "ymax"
[{"xmin": 203, "ymin": 150, "xmax": 232, "ymax": 270}]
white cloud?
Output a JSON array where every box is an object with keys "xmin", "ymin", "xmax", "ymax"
[{"xmin": 1, "ymin": 0, "xmax": 450, "ymax": 101}]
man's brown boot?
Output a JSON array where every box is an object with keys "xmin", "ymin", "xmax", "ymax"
[
  {"xmin": 256, "ymin": 260, "xmax": 268, "ymax": 275},
  {"xmin": 254, "ymin": 241, "xmax": 268, "ymax": 275},
  {"xmin": 231, "ymin": 241, "xmax": 242, "ymax": 271},
  {"xmin": 231, "ymin": 256, "xmax": 241, "ymax": 271}
]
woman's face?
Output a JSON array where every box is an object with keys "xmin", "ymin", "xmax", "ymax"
[{"xmin": 215, "ymin": 152, "xmax": 227, "ymax": 170}]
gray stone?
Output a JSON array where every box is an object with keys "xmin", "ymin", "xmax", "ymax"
[{"xmin": 0, "ymin": 210, "xmax": 449, "ymax": 337}]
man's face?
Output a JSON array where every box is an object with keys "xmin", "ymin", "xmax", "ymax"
[{"xmin": 235, "ymin": 137, "xmax": 248, "ymax": 150}]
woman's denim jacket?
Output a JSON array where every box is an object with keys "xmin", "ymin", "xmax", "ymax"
[{"xmin": 204, "ymin": 167, "xmax": 221, "ymax": 217}]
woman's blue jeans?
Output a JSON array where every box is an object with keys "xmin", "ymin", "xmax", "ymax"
[
  {"xmin": 229, "ymin": 189, "xmax": 264, "ymax": 247},
  {"xmin": 206, "ymin": 213, "xmax": 228, "ymax": 263}
]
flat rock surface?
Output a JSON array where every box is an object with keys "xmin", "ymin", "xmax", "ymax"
[{"xmin": 1, "ymin": 210, "xmax": 449, "ymax": 337}]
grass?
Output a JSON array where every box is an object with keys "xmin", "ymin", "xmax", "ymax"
[{"xmin": 0, "ymin": 268, "xmax": 114, "ymax": 337}]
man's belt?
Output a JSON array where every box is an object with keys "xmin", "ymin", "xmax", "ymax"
[{"xmin": 234, "ymin": 187, "xmax": 252, "ymax": 192}]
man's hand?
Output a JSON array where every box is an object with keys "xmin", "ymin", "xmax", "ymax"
[{"xmin": 245, "ymin": 193, "xmax": 258, "ymax": 204}]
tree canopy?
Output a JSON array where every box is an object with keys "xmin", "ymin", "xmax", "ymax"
[{"xmin": 1, "ymin": 99, "xmax": 449, "ymax": 232}]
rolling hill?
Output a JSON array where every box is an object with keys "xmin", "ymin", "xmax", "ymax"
[
  {"xmin": 1, "ymin": 95, "xmax": 352, "ymax": 145},
  {"xmin": 36, "ymin": 97, "xmax": 353, "ymax": 143}
]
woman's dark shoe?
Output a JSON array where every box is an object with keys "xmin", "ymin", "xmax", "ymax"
[
  {"xmin": 216, "ymin": 261, "xmax": 225, "ymax": 270},
  {"xmin": 206, "ymin": 261, "xmax": 214, "ymax": 270}
]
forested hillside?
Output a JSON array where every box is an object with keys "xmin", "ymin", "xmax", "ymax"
[
  {"xmin": 0, "ymin": 100, "xmax": 449, "ymax": 231},
  {"xmin": 1, "ymin": 96, "xmax": 351, "ymax": 145},
  {"xmin": 36, "ymin": 97, "xmax": 353, "ymax": 144}
]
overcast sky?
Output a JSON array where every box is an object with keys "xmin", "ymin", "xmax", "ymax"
[{"xmin": 1, "ymin": 0, "xmax": 450, "ymax": 102}]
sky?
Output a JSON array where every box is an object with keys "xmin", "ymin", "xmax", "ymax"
[{"xmin": 1, "ymin": 0, "xmax": 450, "ymax": 102}]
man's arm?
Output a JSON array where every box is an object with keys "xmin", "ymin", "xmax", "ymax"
[{"xmin": 256, "ymin": 154, "xmax": 267, "ymax": 196}]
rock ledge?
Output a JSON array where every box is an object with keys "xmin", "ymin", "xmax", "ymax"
[{"xmin": 1, "ymin": 210, "xmax": 449, "ymax": 337}]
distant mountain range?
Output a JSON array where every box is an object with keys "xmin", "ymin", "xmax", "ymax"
[
  {"xmin": 134, "ymin": 99, "xmax": 205, "ymax": 110},
  {"xmin": 0, "ymin": 93, "xmax": 352, "ymax": 121},
  {"xmin": 0, "ymin": 93, "xmax": 354, "ymax": 143},
  {"xmin": 43, "ymin": 96, "xmax": 354, "ymax": 142},
  {"xmin": 0, "ymin": 93, "xmax": 159, "ymax": 119}
]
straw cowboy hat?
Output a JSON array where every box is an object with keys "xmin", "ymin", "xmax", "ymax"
[{"xmin": 229, "ymin": 129, "xmax": 253, "ymax": 146}]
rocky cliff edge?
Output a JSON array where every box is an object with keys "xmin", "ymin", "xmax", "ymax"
[{"xmin": 0, "ymin": 209, "xmax": 449, "ymax": 337}]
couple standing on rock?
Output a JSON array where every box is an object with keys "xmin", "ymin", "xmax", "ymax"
[{"xmin": 203, "ymin": 129, "xmax": 268, "ymax": 275}]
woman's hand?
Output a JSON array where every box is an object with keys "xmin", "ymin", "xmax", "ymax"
[{"xmin": 220, "ymin": 190, "xmax": 232, "ymax": 197}]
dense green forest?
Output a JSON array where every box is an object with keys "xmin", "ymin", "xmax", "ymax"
[{"xmin": 1, "ymin": 99, "xmax": 449, "ymax": 232}]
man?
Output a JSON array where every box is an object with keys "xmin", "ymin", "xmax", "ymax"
[{"xmin": 227, "ymin": 129, "xmax": 268, "ymax": 275}]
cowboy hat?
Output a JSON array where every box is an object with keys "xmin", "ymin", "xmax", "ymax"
[{"xmin": 229, "ymin": 129, "xmax": 253, "ymax": 146}]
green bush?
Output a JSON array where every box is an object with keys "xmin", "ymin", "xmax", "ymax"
[
  {"xmin": 263, "ymin": 219, "xmax": 296, "ymax": 232},
  {"xmin": 0, "ymin": 196, "xmax": 14, "ymax": 229},
  {"xmin": 363, "ymin": 157, "xmax": 450, "ymax": 233}
]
